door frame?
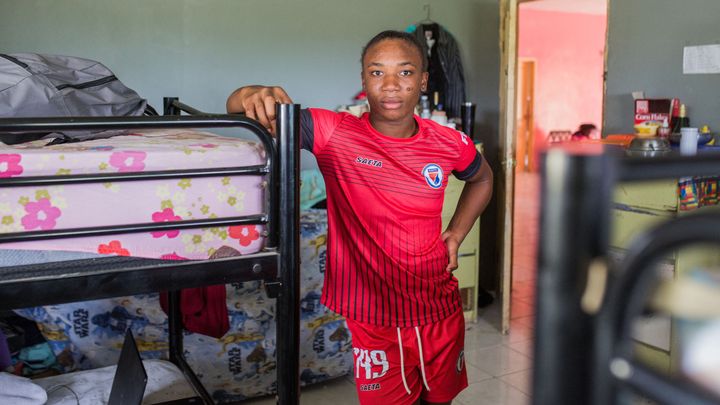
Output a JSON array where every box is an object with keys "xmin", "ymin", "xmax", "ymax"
[{"xmin": 498, "ymin": 0, "xmax": 519, "ymax": 333}]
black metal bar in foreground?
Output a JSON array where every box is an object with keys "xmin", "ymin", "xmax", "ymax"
[
  {"xmin": 532, "ymin": 151, "xmax": 615, "ymax": 404},
  {"xmin": 609, "ymin": 359, "xmax": 720, "ymax": 405},
  {"xmin": 275, "ymin": 103, "xmax": 301, "ymax": 405},
  {"xmin": 0, "ymin": 104, "xmax": 302, "ymax": 404},
  {"xmin": 594, "ymin": 213, "xmax": 720, "ymax": 405},
  {"xmin": 534, "ymin": 149, "xmax": 720, "ymax": 405}
]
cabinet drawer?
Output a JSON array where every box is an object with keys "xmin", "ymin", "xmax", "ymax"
[
  {"xmin": 614, "ymin": 180, "xmax": 678, "ymax": 212},
  {"xmin": 633, "ymin": 314, "xmax": 671, "ymax": 352},
  {"xmin": 635, "ymin": 342, "xmax": 670, "ymax": 374},
  {"xmin": 442, "ymin": 178, "xmax": 464, "ymax": 218},
  {"xmin": 611, "ymin": 205, "xmax": 674, "ymax": 249},
  {"xmin": 455, "ymin": 253, "xmax": 478, "ymax": 288}
]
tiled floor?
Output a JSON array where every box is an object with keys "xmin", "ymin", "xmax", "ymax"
[
  {"xmin": 245, "ymin": 303, "xmax": 533, "ymax": 405},
  {"xmin": 246, "ymin": 172, "xmax": 541, "ymax": 404}
]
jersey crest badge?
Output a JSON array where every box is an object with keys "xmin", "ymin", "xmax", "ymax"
[{"xmin": 422, "ymin": 163, "xmax": 443, "ymax": 189}]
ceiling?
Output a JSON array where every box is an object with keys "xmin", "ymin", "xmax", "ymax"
[{"xmin": 520, "ymin": 0, "xmax": 607, "ymax": 15}]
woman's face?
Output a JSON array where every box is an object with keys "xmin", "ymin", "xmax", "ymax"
[{"xmin": 361, "ymin": 39, "xmax": 428, "ymax": 123}]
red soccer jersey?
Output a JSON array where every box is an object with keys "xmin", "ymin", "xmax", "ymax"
[{"xmin": 302, "ymin": 108, "xmax": 482, "ymax": 327}]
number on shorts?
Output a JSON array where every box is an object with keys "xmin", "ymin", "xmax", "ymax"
[{"xmin": 354, "ymin": 348, "xmax": 389, "ymax": 380}]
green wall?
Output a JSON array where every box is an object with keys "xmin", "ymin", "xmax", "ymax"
[
  {"xmin": 1, "ymin": 0, "xmax": 499, "ymax": 134},
  {"xmin": 605, "ymin": 0, "xmax": 720, "ymax": 135}
]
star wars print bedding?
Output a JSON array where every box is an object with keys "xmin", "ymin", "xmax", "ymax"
[{"xmin": 0, "ymin": 130, "xmax": 351, "ymax": 401}]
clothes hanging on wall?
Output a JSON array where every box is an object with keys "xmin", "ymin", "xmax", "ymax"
[{"xmin": 412, "ymin": 23, "xmax": 466, "ymax": 119}]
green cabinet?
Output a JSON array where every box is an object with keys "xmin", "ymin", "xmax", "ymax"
[
  {"xmin": 441, "ymin": 144, "xmax": 482, "ymax": 323},
  {"xmin": 611, "ymin": 180, "xmax": 720, "ymax": 372}
]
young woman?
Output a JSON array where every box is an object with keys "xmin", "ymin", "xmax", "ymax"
[{"xmin": 227, "ymin": 30, "xmax": 493, "ymax": 405}]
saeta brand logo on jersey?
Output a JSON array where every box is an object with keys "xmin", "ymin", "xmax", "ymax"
[
  {"xmin": 360, "ymin": 383, "xmax": 381, "ymax": 392},
  {"xmin": 355, "ymin": 156, "xmax": 383, "ymax": 168},
  {"xmin": 422, "ymin": 163, "xmax": 443, "ymax": 189}
]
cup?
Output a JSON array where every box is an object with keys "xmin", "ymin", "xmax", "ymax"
[{"xmin": 680, "ymin": 127, "xmax": 699, "ymax": 156}]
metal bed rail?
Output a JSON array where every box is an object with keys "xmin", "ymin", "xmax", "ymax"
[
  {"xmin": 0, "ymin": 100, "xmax": 301, "ymax": 405},
  {"xmin": 534, "ymin": 150, "xmax": 720, "ymax": 405},
  {"xmin": 594, "ymin": 213, "xmax": 720, "ymax": 405}
]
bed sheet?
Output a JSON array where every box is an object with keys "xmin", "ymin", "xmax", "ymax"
[
  {"xmin": 13, "ymin": 210, "xmax": 350, "ymax": 402},
  {"xmin": 0, "ymin": 129, "xmax": 267, "ymax": 259}
]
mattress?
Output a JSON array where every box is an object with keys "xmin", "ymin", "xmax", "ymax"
[
  {"xmin": 0, "ymin": 129, "xmax": 267, "ymax": 259},
  {"xmin": 0, "ymin": 131, "xmax": 351, "ymax": 401}
]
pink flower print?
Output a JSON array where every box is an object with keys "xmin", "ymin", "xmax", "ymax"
[
  {"xmin": 0, "ymin": 154, "xmax": 24, "ymax": 178},
  {"xmin": 161, "ymin": 252, "xmax": 189, "ymax": 261},
  {"xmin": 151, "ymin": 208, "xmax": 182, "ymax": 238},
  {"xmin": 228, "ymin": 225, "xmax": 260, "ymax": 247},
  {"xmin": 109, "ymin": 151, "xmax": 147, "ymax": 173},
  {"xmin": 21, "ymin": 198, "xmax": 61, "ymax": 230},
  {"xmin": 190, "ymin": 143, "xmax": 218, "ymax": 149},
  {"xmin": 98, "ymin": 240, "xmax": 130, "ymax": 256}
]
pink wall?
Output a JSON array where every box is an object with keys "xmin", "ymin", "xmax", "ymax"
[{"xmin": 518, "ymin": 8, "xmax": 607, "ymax": 140}]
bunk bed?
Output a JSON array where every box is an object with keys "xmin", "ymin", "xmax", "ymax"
[
  {"xmin": 0, "ymin": 99, "xmax": 304, "ymax": 404},
  {"xmin": 534, "ymin": 150, "xmax": 720, "ymax": 405}
]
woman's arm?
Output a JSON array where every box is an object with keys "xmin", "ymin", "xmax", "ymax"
[{"xmin": 441, "ymin": 158, "xmax": 494, "ymax": 272}]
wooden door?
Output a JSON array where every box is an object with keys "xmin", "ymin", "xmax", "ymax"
[
  {"xmin": 498, "ymin": 0, "xmax": 519, "ymax": 334},
  {"xmin": 516, "ymin": 60, "xmax": 535, "ymax": 172}
]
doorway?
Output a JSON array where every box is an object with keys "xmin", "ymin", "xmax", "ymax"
[{"xmin": 498, "ymin": 0, "xmax": 609, "ymax": 334}]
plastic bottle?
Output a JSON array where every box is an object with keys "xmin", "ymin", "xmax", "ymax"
[
  {"xmin": 420, "ymin": 95, "xmax": 431, "ymax": 119},
  {"xmin": 657, "ymin": 118, "xmax": 671, "ymax": 139}
]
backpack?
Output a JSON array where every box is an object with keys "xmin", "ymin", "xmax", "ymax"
[{"xmin": 0, "ymin": 53, "xmax": 156, "ymax": 144}]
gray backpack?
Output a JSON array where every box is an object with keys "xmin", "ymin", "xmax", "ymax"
[{"xmin": 0, "ymin": 53, "xmax": 154, "ymax": 144}]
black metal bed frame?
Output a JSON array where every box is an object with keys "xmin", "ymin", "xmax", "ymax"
[
  {"xmin": 0, "ymin": 98, "xmax": 301, "ymax": 405},
  {"xmin": 533, "ymin": 150, "xmax": 720, "ymax": 405}
]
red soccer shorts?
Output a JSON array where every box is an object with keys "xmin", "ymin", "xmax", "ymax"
[{"xmin": 346, "ymin": 309, "xmax": 468, "ymax": 405}]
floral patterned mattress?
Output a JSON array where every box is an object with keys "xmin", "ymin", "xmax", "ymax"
[
  {"xmin": 0, "ymin": 129, "xmax": 267, "ymax": 258},
  {"xmin": 0, "ymin": 131, "xmax": 351, "ymax": 402}
]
